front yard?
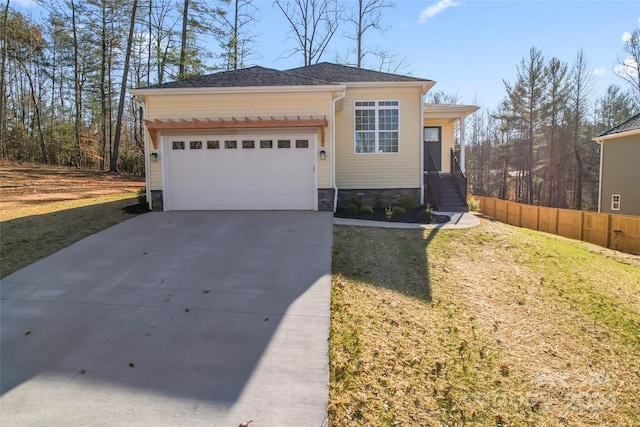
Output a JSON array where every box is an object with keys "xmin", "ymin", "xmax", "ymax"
[{"xmin": 330, "ymin": 220, "xmax": 640, "ymax": 425}]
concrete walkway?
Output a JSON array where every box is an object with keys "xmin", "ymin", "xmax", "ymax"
[
  {"xmin": 1, "ymin": 211, "xmax": 333, "ymax": 427},
  {"xmin": 333, "ymin": 211, "xmax": 481, "ymax": 229}
]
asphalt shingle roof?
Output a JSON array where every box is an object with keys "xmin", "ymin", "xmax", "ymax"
[
  {"xmin": 598, "ymin": 112, "xmax": 640, "ymax": 137},
  {"xmin": 287, "ymin": 62, "xmax": 432, "ymax": 83},
  {"xmin": 144, "ymin": 62, "xmax": 432, "ymax": 89},
  {"xmin": 147, "ymin": 66, "xmax": 331, "ymax": 89}
]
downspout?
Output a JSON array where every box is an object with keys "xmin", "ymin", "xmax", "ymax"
[
  {"xmin": 419, "ymin": 83, "xmax": 430, "ymax": 206},
  {"xmin": 332, "ymin": 88, "xmax": 347, "ymax": 212},
  {"xmin": 596, "ymin": 138, "xmax": 603, "ymax": 212},
  {"xmin": 134, "ymin": 96, "xmax": 152, "ymax": 209}
]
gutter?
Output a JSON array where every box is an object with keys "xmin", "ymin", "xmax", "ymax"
[
  {"xmin": 419, "ymin": 83, "xmax": 433, "ymax": 206},
  {"xmin": 332, "ymin": 88, "xmax": 347, "ymax": 212}
]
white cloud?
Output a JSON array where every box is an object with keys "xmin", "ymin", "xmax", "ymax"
[
  {"xmin": 614, "ymin": 56, "xmax": 639, "ymax": 78},
  {"xmin": 593, "ymin": 67, "xmax": 607, "ymax": 76},
  {"xmin": 622, "ymin": 31, "xmax": 632, "ymax": 43},
  {"xmin": 418, "ymin": 0, "xmax": 460, "ymax": 24}
]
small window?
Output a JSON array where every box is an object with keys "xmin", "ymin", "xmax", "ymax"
[
  {"xmin": 190, "ymin": 140, "xmax": 202, "ymax": 149},
  {"xmin": 172, "ymin": 141, "xmax": 185, "ymax": 150},
  {"xmin": 260, "ymin": 140, "xmax": 273, "ymax": 149},
  {"xmin": 424, "ymin": 127, "xmax": 440, "ymax": 142},
  {"xmin": 225, "ymin": 140, "xmax": 237, "ymax": 149},
  {"xmin": 278, "ymin": 140, "xmax": 291, "ymax": 149},
  {"xmin": 295, "ymin": 139, "xmax": 309, "ymax": 148},
  {"xmin": 612, "ymin": 194, "xmax": 621, "ymax": 211},
  {"xmin": 207, "ymin": 140, "xmax": 220, "ymax": 149},
  {"xmin": 242, "ymin": 140, "xmax": 255, "ymax": 149}
]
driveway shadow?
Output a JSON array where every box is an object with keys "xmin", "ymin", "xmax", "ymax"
[{"xmin": 1, "ymin": 211, "xmax": 332, "ymax": 424}]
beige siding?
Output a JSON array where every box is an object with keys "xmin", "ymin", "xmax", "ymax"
[
  {"xmin": 600, "ymin": 134, "xmax": 640, "ymax": 215},
  {"xmin": 143, "ymin": 91, "xmax": 334, "ymax": 190},
  {"xmin": 335, "ymin": 86, "xmax": 423, "ymax": 189},
  {"xmin": 423, "ymin": 118, "xmax": 455, "ymax": 173}
]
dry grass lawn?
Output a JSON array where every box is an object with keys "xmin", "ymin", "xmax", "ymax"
[
  {"xmin": 330, "ymin": 219, "xmax": 640, "ymax": 426},
  {"xmin": 1, "ymin": 194, "xmax": 142, "ymax": 278}
]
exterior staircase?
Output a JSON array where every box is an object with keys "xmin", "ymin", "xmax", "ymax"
[{"xmin": 439, "ymin": 173, "xmax": 468, "ymax": 212}]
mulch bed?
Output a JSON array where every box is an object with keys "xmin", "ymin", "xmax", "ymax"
[{"xmin": 335, "ymin": 207, "xmax": 450, "ymax": 224}]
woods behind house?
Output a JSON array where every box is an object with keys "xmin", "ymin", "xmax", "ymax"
[{"xmin": 1, "ymin": 1, "xmax": 638, "ymax": 211}]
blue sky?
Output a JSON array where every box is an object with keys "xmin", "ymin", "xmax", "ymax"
[{"xmin": 13, "ymin": 0, "xmax": 640, "ymax": 109}]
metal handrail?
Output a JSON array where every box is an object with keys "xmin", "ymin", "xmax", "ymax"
[
  {"xmin": 450, "ymin": 149, "xmax": 468, "ymax": 207},
  {"xmin": 425, "ymin": 149, "xmax": 441, "ymax": 210}
]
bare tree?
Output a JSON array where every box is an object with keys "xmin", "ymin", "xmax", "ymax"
[
  {"xmin": 179, "ymin": 0, "xmax": 189, "ymax": 79},
  {"xmin": 345, "ymin": 0, "xmax": 392, "ymax": 68},
  {"xmin": 110, "ymin": 0, "xmax": 138, "ymax": 172},
  {"xmin": 615, "ymin": 28, "xmax": 640, "ymax": 109},
  {"xmin": 503, "ymin": 47, "xmax": 547, "ymax": 204},
  {"xmin": 371, "ymin": 47, "xmax": 409, "ymax": 74},
  {"xmin": 218, "ymin": 0, "xmax": 259, "ymax": 70},
  {"xmin": 569, "ymin": 49, "xmax": 592, "ymax": 209},
  {"xmin": 543, "ymin": 57, "xmax": 570, "ymax": 207},
  {"xmin": 274, "ymin": 0, "xmax": 339, "ymax": 66}
]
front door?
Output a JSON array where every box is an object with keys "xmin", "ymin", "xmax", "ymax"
[{"xmin": 424, "ymin": 126, "xmax": 442, "ymax": 171}]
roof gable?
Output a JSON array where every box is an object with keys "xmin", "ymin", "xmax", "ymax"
[
  {"xmin": 287, "ymin": 62, "xmax": 432, "ymax": 83},
  {"xmin": 598, "ymin": 112, "xmax": 640, "ymax": 137},
  {"xmin": 147, "ymin": 66, "xmax": 332, "ymax": 89}
]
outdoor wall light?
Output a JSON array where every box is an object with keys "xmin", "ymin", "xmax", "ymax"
[
  {"xmin": 150, "ymin": 151, "xmax": 160, "ymax": 162},
  {"xmin": 319, "ymin": 149, "xmax": 326, "ymax": 160}
]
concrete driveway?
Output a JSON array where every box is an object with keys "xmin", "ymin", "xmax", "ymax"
[{"xmin": 1, "ymin": 211, "xmax": 333, "ymax": 426}]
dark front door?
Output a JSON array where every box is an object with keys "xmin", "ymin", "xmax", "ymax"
[{"xmin": 424, "ymin": 127, "xmax": 442, "ymax": 171}]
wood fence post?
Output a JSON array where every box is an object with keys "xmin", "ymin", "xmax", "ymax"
[
  {"xmin": 536, "ymin": 206, "xmax": 540, "ymax": 231},
  {"xmin": 580, "ymin": 211, "xmax": 584, "ymax": 241},
  {"xmin": 555, "ymin": 208, "xmax": 560, "ymax": 236},
  {"xmin": 606, "ymin": 214, "xmax": 612, "ymax": 248},
  {"xmin": 518, "ymin": 203, "xmax": 522, "ymax": 227}
]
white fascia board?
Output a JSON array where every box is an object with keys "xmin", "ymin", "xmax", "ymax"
[
  {"xmin": 345, "ymin": 81, "xmax": 435, "ymax": 90},
  {"xmin": 130, "ymin": 84, "xmax": 346, "ymax": 97},
  {"xmin": 594, "ymin": 128, "xmax": 640, "ymax": 143}
]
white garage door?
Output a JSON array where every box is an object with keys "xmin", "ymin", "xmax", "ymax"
[{"xmin": 164, "ymin": 130, "xmax": 317, "ymax": 210}]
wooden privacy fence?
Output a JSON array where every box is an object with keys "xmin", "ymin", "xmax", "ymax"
[{"xmin": 475, "ymin": 196, "xmax": 640, "ymax": 255}]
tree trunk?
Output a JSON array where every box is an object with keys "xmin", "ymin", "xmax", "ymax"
[
  {"xmin": 0, "ymin": 0, "xmax": 9, "ymax": 158},
  {"xmin": 71, "ymin": 0, "xmax": 82, "ymax": 168},
  {"xmin": 179, "ymin": 0, "xmax": 189, "ymax": 79},
  {"xmin": 110, "ymin": 0, "xmax": 138, "ymax": 172}
]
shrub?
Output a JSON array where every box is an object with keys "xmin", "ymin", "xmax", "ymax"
[
  {"xmin": 137, "ymin": 187, "xmax": 147, "ymax": 205},
  {"xmin": 467, "ymin": 195, "xmax": 480, "ymax": 212},
  {"xmin": 349, "ymin": 193, "xmax": 363, "ymax": 208},
  {"xmin": 424, "ymin": 204, "xmax": 433, "ymax": 223},
  {"xmin": 359, "ymin": 205, "xmax": 374, "ymax": 215},
  {"xmin": 385, "ymin": 206, "xmax": 394, "ymax": 221},
  {"xmin": 392, "ymin": 206, "xmax": 406, "ymax": 216},
  {"xmin": 399, "ymin": 194, "xmax": 416, "ymax": 211},
  {"xmin": 345, "ymin": 203, "xmax": 360, "ymax": 216}
]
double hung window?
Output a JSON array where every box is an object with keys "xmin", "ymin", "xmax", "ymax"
[{"xmin": 355, "ymin": 101, "xmax": 399, "ymax": 153}]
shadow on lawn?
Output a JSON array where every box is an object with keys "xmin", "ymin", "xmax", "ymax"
[
  {"xmin": 0, "ymin": 198, "xmax": 142, "ymax": 278},
  {"xmin": 332, "ymin": 226, "xmax": 440, "ymax": 303}
]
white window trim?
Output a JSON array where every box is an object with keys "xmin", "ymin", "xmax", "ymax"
[
  {"xmin": 611, "ymin": 194, "xmax": 621, "ymax": 211},
  {"xmin": 353, "ymin": 100, "xmax": 400, "ymax": 154}
]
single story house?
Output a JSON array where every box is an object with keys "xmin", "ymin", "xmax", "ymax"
[
  {"xmin": 595, "ymin": 112, "xmax": 640, "ymax": 216},
  {"xmin": 131, "ymin": 62, "xmax": 478, "ymax": 212}
]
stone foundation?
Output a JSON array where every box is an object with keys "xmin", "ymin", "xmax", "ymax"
[
  {"xmin": 317, "ymin": 189, "xmax": 335, "ymax": 211},
  {"xmin": 150, "ymin": 190, "xmax": 164, "ymax": 211},
  {"xmin": 337, "ymin": 188, "xmax": 421, "ymax": 209}
]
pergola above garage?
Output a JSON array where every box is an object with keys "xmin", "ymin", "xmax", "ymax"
[{"xmin": 144, "ymin": 116, "xmax": 329, "ymax": 149}]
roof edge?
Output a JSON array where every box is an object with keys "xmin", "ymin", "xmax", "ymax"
[{"xmin": 130, "ymin": 84, "xmax": 346, "ymax": 97}]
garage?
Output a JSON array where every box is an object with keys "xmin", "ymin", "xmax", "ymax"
[{"xmin": 163, "ymin": 129, "xmax": 317, "ymax": 210}]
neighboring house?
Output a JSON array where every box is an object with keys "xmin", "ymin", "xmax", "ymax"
[
  {"xmin": 131, "ymin": 63, "xmax": 478, "ymax": 212},
  {"xmin": 595, "ymin": 113, "xmax": 640, "ymax": 216}
]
